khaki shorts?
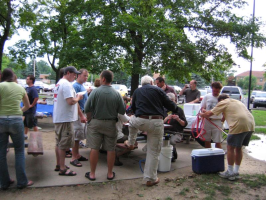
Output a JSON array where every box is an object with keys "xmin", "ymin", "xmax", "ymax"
[
  {"xmin": 73, "ymin": 114, "xmax": 87, "ymax": 141},
  {"xmin": 203, "ymin": 119, "xmax": 222, "ymax": 143},
  {"xmin": 87, "ymin": 119, "xmax": 117, "ymax": 151},
  {"xmin": 55, "ymin": 122, "xmax": 74, "ymax": 149}
]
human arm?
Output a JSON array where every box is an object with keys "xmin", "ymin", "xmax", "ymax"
[
  {"xmin": 179, "ymin": 85, "xmax": 188, "ymax": 96},
  {"xmin": 66, "ymin": 94, "xmax": 83, "ymax": 105},
  {"xmin": 21, "ymin": 93, "xmax": 30, "ymax": 112},
  {"xmin": 30, "ymin": 97, "xmax": 39, "ymax": 108},
  {"xmin": 200, "ymin": 110, "xmax": 214, "ymax": 118},
  {"xmin": 78, "ymin": 104, "xmax": 87, "ymax": 123}
]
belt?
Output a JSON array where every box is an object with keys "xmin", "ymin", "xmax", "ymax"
[
  {"xmin": 138, "ymin": 115, "xmax": 163, "ymax": 119},
  {"xmin": 0, "ymin": 116, "xmax": 23, "ymax": 119}
]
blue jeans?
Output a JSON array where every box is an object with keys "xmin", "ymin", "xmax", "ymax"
[{"xmin": 0, "ymin": 118, "xmax": 28, "ymax": 189}]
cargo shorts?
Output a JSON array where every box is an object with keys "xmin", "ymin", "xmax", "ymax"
[
  {"xmin": 87, "ymin": 119, "xmax": 117, "ymax": 151},
  {"xmin": 55, "ymin": 122, "xmax": 75, "ymax": 149}
]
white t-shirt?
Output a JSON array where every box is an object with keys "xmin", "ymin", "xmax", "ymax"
[
  {"xmin": 201, "ymin": 93, "xmax": 222, "ymax": 120},
  {"xmin": 116, "ymin": 113, "xmax": 130, "ymax": 140},
  {"xmin": 53, "ymin": 78, "xmax": 78, "ymax": 123}
]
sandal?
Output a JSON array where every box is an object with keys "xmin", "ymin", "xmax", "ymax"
[
  {"xmin": 59, "ymin": 169, "xmax": 76, "ymax": 176},
  {"xmin": 54, "ymin": 165, "xmax": 70, "ymax": 171},
  {"xmin": 78, "ymin": 155, "xmax": 88, "ymax": 161},
  {"xmin": 65, "ymin": 150, "xmax": 72, "ymax": 158},
  {"xmin": 70, "ymin": 159, "xmax": 82, "ymax": 167},
  {"xmin": 107, "ymin": 172, "xmax": 115, "ymax": 180},
  {"xmin": 17, "ymin": 180, "xmax": 34, "ymax": 189},
  {"xmin": 85, "ymin": 172, "xmax": 96, "ymax": 181}
]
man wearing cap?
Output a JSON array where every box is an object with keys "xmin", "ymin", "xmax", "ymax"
[{"xmin": 53, "ymin": 66, "xmax": 83, "ymax": 176}]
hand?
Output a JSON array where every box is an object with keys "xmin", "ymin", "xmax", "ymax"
[
  {"xmin": 124, "ymin": 140, "xmax": 134, "ymax": 150},
  {"xmin": 86, "ymin": 88, "xmax": 93, "ymax": 94},
  {"xmin": 167, "ymin": 115, "xmax": 172, "ymax": 120},
  {"xmin": 202, "ymin": 108, "xmax": 207, "ymax": 113},
  {"xmin": 77, "ymin": 93, "xmax": 83, "ymax": 100},
  {"xmin": 80, "ymin": 115, "xmax": 87, "ymax": 123},
  {"xmin": 29, "ymin": 105, "xmax": 33, "ymax": 108},
  {"xmin": 172, "ymin": 114, "xmax": 180, "ymax": 121}
]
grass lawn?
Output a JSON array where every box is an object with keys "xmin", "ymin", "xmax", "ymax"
[{"xmin": 252, "ymin": 110, "xmax": 266, "ymax": 126}]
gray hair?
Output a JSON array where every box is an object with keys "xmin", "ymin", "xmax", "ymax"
[
  {"xmin": 141, "ymin": 75, "xmax": 153, "ymax": 86},
  {"xmin": 167, "ymin": 93, "xmax": 175, "ymax": 101}
]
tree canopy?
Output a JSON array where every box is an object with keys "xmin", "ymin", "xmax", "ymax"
[{"xmin": 5, "ymin": 0, "xmax": 266, "ymax": 95}]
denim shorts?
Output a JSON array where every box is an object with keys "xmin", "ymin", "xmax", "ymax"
[
  {"xmin": 227, "ymin": 131, "xmax": 253, "ymax": 147},
  {"xmin": 23, "ymin": 113, "xmax": 37, "ymax": 128}
]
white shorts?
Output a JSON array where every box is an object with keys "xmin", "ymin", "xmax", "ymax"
[
  {"xmin": 203, "ymin": 119, "xmax": 222, "ymax": 143},
  {"xmin": 73, "ymin": 114, "xmax": 87, "ymax": 141}
]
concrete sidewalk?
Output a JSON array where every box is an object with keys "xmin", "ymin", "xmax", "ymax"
[{"xmin": 6, "ymin": 141, "xmax": 205, "ymax": 188}]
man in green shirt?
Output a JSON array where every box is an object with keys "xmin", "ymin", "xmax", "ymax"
[{"xmin": 84, "ymin": 70, "xmax": 125, "ymax": 181}]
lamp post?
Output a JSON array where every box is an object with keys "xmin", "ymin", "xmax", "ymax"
[{"xmin": 247, "ymin": 0, "xmax": 256, "ymax": 110}]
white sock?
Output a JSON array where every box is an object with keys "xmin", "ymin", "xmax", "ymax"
[
  {"xmin": 234, "ymin": 165, "xmax": 240, "ymax": 173},
  {"xmin": 228, "ymin": 165, "xmax": 234, "ymax": 174}
]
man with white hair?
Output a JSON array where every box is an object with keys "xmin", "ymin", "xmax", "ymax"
[{"xmin": 125, "ymin": 75, "xmax": 176, "ymax": 187}]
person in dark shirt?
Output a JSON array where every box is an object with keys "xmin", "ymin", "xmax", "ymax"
[
  {"xmin": 23, "ymin": 75, "xmax": 39, "ymax": 139},
  {"xmin": 179, "ymin": 80, "xmax": 200, "ymax": 103},
  {"xmin": 164, "ymin": 93, "xmax": 187, "ymax": 162},
  {"xmin": 155, "ymin": 77, "xmax": 178, "ymax": 102},
  {"xmin": 125, "ymin": 75, "xmax": 176, "ymax": 187}
]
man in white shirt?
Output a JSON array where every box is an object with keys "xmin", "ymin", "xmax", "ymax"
[
  {"xmin": 53, "ymin": 66, "xmax": 83, "ymax": 176},
  {"xmin": 201, "ymin": 82, "xmax": 223, "ymax": 148}
]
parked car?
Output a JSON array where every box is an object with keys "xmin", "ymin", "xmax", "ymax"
[
  {"xmin": 43, "ymin": 84, "xmax": 55, "ymax": 92},
  {"xmin": 204, "ymin": 86, "xmax": 212, "ymax": 93},
  {"xmin": 253, "ymin": 92, "xmax": 266, "ymax": 108},
  {"xmin": 111, "ymin": 84, "xmax": 128, "ymax": 97},
  {"xmin": 220, "ymin": 86, "xmax": 244, "ymax": 103},
  {"xmin": 250, "ymin": 91, "xmax": 259, "ymax": 104},
  {"xmin": 199, "ymin": 89, "xmax": 207, "ymax": 102},
  {"xmin": 34, "ymin": 81, "xmax": 45, "ymax": 93}
]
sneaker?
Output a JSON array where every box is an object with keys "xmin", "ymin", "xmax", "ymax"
[
  {"xmin": 234, "ymin": 172, "xmax": 240, "ymax": 179},
  {"xmin": 79, "ymin": 141, "xmax": 88, "ymax": 148},
  {"xmin": 219, "ymin": 170, "xmax": 236, "ymax": 181}
]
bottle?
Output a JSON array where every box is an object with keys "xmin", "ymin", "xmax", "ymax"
[{"xmin": 192, "ymin": 105, "xmax": 197, "ymax": 116}]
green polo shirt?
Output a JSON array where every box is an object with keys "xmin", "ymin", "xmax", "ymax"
[{"xmin": 84, "ymin": 85, "xmax": 125, "ymax": 119}]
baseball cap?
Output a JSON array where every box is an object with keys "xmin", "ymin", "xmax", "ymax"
[{"xmin": 64, "ymin": 66, "xmax": 81, "ymax": 74}]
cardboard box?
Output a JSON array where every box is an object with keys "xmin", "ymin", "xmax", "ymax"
[
  {"xmin": 184, "ymin": 103, "xmax": 201, "ymax": 116},
  {"xmin": 191, "ymin": 148, "xmax": 225, "ymax": 174}
]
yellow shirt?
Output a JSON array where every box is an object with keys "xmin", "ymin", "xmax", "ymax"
[{"xmin": 211, "ymin": 98, "xmax": 255, "ymax": 134}]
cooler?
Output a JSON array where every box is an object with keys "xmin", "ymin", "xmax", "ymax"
[
  {"xmin": 184, "ymin": 103, "xmax": 201, "ymax": 116},
  {"xmin": 191, "ymin": 148, "xmax": 225, "ymax": 174}
]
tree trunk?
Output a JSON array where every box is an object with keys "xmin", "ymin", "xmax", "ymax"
[{"xmin": 0, "ymin": 0, "xmax": 12, "ymax": 71}]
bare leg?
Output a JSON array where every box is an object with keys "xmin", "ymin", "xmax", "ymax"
[
  {"xmin": 205, "ymin": 141, "xmax": 211, "ymax": 148},
  {"xmin": 89, "ymin": 149, "xmax": 99, "ymax": 179},
  {"xmin": 58, "ymin": 149, "xmax": 66, "ymax": 170},
  {"xmin": 55, "ymin": 146, "xmax": 60, "ymax": 165},
  {"xmin": 107, "ymin": 151, "xmax": 115, "ymax": 178},
  {"xmin": 215, "ymin": 143, "xmax": 222, "ymax": 148},
  {"xmin": 24, "ymin": 127, "xmax": 29, "ymax": 135},
  {"xmin": 33, "ymin": 126, "xmax": 38, "ymax": 131},
  {"xmin": 235, "ymin": 147, "xmax": 243, "ymax": 165},
  {"xmin": 227, "ymin": 145, "xmax": 235, "ymax": 166},
  {"xmin": 72, "ymin": 140, "xmax": 80, "ymax": 160}
]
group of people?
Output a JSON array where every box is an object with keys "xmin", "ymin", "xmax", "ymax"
[{"xmin": 0, "ymin": 66, "xmax": 255, "ymax": 190}]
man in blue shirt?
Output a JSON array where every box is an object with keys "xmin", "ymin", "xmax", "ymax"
[
  {"xmin": 71, "ymin": 69, "xmax": 92, "ymax": 167},
  {"xmin": 23, "ymin": 75, "xmax": 39, "ymax": 139}
]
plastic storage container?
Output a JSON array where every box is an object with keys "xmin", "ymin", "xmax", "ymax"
[
  {"xmin": 184, "ymin": 103, "xmax": 201, "ymax": 116},
  {"xmin": 191, "ymin": 148, "xmax": 225, "ymax": 174},
  {"xmin": 158, "ymin": 145, "xmax": 173, "ymax": 172}
]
